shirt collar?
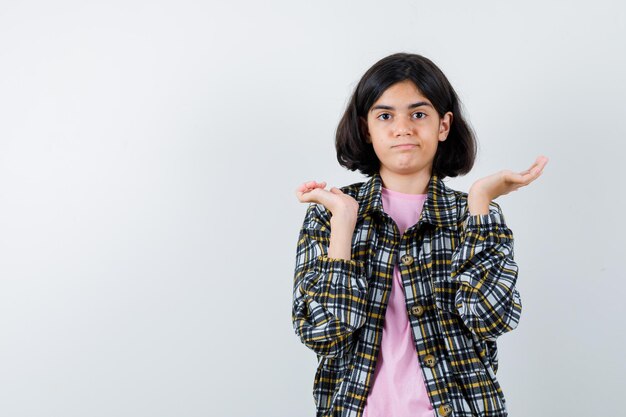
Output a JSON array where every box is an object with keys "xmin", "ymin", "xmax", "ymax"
[{"xmin": 356, "ymin": 171, "xmax": 459, "ymax": 231}]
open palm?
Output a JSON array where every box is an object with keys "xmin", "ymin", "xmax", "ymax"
[{"xmin": 470, "ymin": 155, "xmax": 549, "ymax": 200}]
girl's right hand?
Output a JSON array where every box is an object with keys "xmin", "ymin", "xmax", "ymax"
[{"xmin": 295, "ymin": 180, "xmax": 359, "ymax": 220}]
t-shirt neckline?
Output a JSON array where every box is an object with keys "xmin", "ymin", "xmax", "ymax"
[{"xmin": 381, "ymin": 186, "xmax": 428, "ymax": 200}]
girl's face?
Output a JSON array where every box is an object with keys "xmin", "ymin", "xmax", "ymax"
[{"xmin": 361, "ymin": 80, "xmax": 453, "ymax": 177}]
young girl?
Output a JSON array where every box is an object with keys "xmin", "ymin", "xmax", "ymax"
[{"xmin": 292, "ymin": 52, "xmax": 548, "ymax": 417}]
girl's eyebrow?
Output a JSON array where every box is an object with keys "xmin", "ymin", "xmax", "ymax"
[{"xmin": 370, "ymin": 101, "xmax": 433, "ymax": 112}]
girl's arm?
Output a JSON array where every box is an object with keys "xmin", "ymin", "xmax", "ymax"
[
  {"xmin": 444, "ymin": 201, "xmax": 522, "ymax": 342},
  {"xmin": 291, "ymin": 202, "xmax": 369, "ymax": 359},
  {"xmin": 445, "ymin": 156, "xmax": 546, "ymax": 341}
]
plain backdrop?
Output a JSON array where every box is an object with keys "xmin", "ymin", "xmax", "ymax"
[{"xmin": 1, "ymin": 1, "xmax": 625, "ymax": 416}]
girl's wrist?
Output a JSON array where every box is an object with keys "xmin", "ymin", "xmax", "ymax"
[
  {"xmin": 330, "ymin": 211, "xmax": 357, "ymax": 228},
  {"xmin": 467, "ymin": 188, "xmax": 492, "ymax": 216}
]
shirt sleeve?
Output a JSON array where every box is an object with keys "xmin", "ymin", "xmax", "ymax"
[
  {"xmin": 291, "ymin": 202, "xmax": 369, "ymax": 359},
  {"xmin": 448, "ymin": 201, "xmax": 523, "ymax": 342}
]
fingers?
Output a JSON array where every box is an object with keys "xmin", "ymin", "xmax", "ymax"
[
  {"xmin": 526, "ymin": 160, "xmax": 540, "ymax": 174},
  {"xmin": 521, "ymin": 157, "xmax": 544, "ymax": 173},
  {"xmin": 517, "ymin": 158, "xmax": 547, "ymax": 186},
  {"xmin": 516, "ymin": 155, "xmax": 548, "ymax": 182},
  {"xmin": 294, "ymin": 180, "xmax": 329, "ymax": 202},
  {"xmin": 305, "ymin": 181, "xmax": 326, "ymax": 194},
  {"xmin": 302, "ymin": 180, "xmax": 326, "ymax": 189},
  {"xmin": 528, "ymin": 155, "xmax": 549, "ymax": 174},
  {"xmin": 296, "ymin": 180, "xmax": 327, "ymax": 193},
  {"xmin": 536, "ymin": 155, "xmax": 549, "ymax": 171},
  {"xmin": 529, "ymin": 157, "xmax": 548, "ymax": 177}
]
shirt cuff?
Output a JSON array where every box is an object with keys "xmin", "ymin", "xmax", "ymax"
[
  {"xmin": 463, "ymin": 208, "xmax": 513, "ymax": 239},
  {"xmin": 315, "ymin": 255, "xmax": 366, "ymax": 275},
  {"xmin": 465, "ymin": 210, "xmax": 507, "ymax": 229}
]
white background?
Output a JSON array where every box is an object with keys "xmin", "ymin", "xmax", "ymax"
[{"xmin": 1, "ymin": 1, "xmax": 624, "ymax": 416}]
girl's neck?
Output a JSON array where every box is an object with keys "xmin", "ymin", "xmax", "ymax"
[{"xmin": 379, "ymin": 168, "xmax": 431, "ymax": 195}]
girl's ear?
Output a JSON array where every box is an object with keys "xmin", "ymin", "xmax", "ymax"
[{"xmin": 439, "ymin": 111, "xmax": 453, "ymax": 141}]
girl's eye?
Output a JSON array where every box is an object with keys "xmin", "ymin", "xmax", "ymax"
[{"xmin": 376, "ymin": 112, "xmax": 426, "ymax": 121}]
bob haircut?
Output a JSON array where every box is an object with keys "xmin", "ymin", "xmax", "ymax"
[{"xmin": 335, "ymin": 52, "xmax": 477, "ymax": 179}]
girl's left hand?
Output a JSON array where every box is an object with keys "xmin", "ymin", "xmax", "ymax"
[{"xmin": 469, "ymin": 155, "xmax": 549, "ymax": 201}]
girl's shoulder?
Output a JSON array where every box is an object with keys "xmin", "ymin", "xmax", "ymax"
[{"xmin": 338, "ymin": 181, "xmax": 363, "ymax": 198}]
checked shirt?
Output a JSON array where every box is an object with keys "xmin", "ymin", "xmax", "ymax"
[{"xmin": 291, "ymin": 172, "xmax": 522, "ymax": 417}]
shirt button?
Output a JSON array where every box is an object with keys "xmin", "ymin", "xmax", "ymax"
[
  {"xmin": 423, "ymin": 354, "xmax": 436, "ymax": 367},
  {"xmin": 410, "ymin": 304, "xmax": 425, "ymax": 316},
  {"xmin": 400, "ymin": 254, "xmax": 414, "ymax": 265},
  {"xmin": 437, "ymin": 403, "xmax": 453, "ymax": 416}
]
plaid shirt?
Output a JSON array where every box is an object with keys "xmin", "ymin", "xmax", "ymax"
[{"xmin": 291, "ymin": 172, "xmax": 522, "ymax": 417}]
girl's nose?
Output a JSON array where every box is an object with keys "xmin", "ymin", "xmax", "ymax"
[{"xmin": 394, "ymin": 120, "xmax": 413, "ymax": 136}]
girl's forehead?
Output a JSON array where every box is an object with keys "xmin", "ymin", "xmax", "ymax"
[
  {"xmin": 377, "ymin": 82, "xmax": 429, "ymax": 102},
  {"xmin": 371, "ymin": 90, "xmax": 433, "ymax": 111}
]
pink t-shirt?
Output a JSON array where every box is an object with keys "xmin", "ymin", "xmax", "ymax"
[{"xmin": 362, "ymin": 186, "xmax": 436, "ymax": 417}]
